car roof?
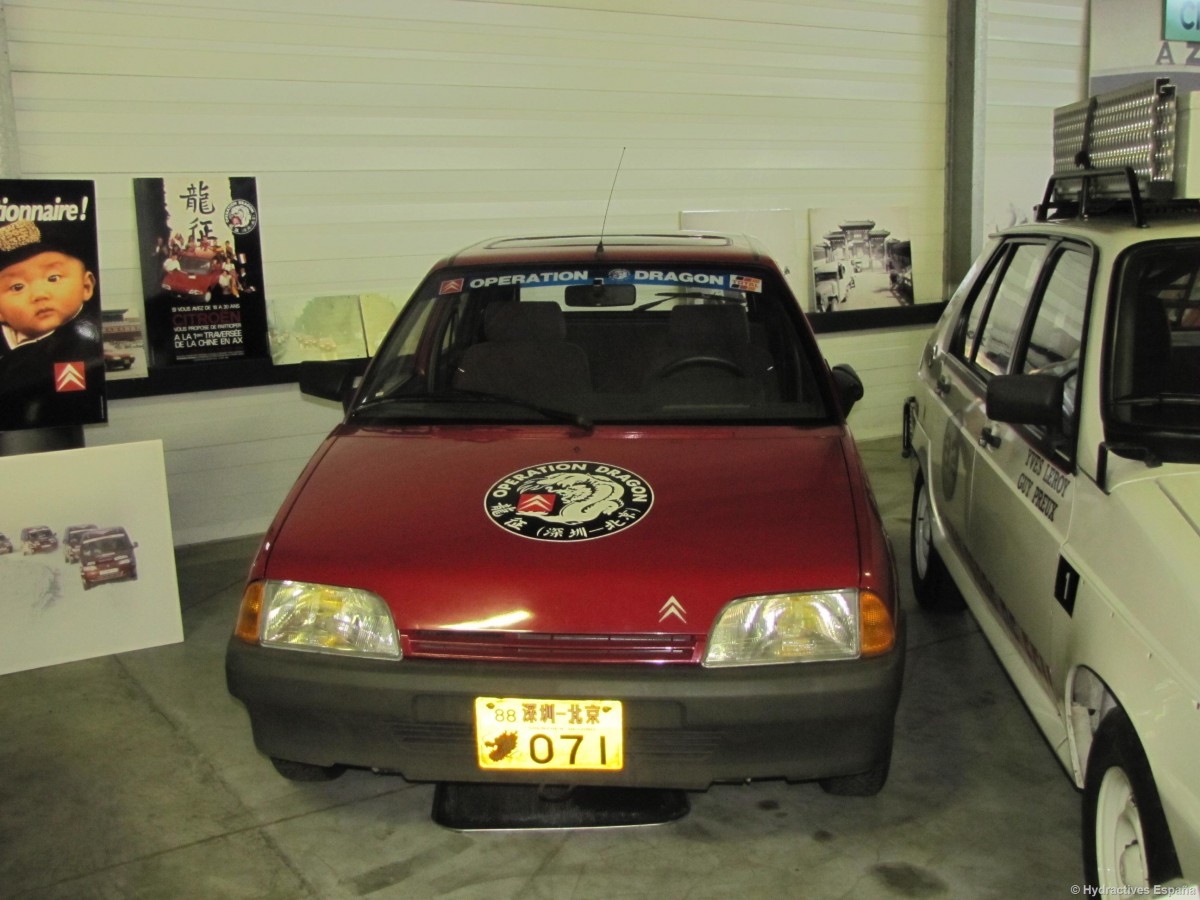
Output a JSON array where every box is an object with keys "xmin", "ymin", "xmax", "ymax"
[
  {"xmin": 431, "ymin": 232, "xmax": 780, "ymax": 270},
  {"xmin": 83, "ymin": 527, "xmax": 127, "ymax": 540},
  {"xmin": 1002, "ymin": 207, "xmax": 1200, "ymax": 248}
]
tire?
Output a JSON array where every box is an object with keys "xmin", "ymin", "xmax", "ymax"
[
  {"xmin": 1083, "ymin": 709, "xmax": 1181, "ymax": 889},
  {"xmin": 819, "ymin": 737, "xmax": 892, "ymax": 797},
  {"xmin": 269, "ymin": 756, "xmax": 346, "ymax": 782},
  {"xmin": 909, "ymin": 474, "xmax": 964, "ymax": 612}
]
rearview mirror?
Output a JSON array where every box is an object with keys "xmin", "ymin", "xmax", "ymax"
[{"xmin": 564, "ymin": 283, "xmax": 637, "ymax": 307}]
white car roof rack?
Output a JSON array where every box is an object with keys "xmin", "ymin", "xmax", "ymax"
[{"xmin": 1037, "ymin": 78, "xmax": 1200, "ymax": 224}]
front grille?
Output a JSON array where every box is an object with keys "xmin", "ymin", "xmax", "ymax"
[{"xmin": 405, "ymin": 630, "xmax": 701, "ymax": 664}]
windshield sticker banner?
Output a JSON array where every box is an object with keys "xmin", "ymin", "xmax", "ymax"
[
  {"xmin": 617, "ymin": 270, "xmax": 758, "ymax": 289},
  {"xmin": 134, "ymin": 176, "xmax": 270, "ymax": 368},
  {"xmin": 462, "ymin": 270, "xmax": 764, "ymax": 291},
  {"xmin": 485, "ymin": 461, "xmax": 653, "ymax": 542},
  {"xmin": 0, "ymin": 179, "xmax": 107, "ymax": 432}
]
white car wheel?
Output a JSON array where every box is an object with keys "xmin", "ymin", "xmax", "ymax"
[
  {"xmin": 908, "ymin": 474, "xmax": 963, "ymax": 612},
  {"xmin": 1094, "ymin": 765, "xmax": 1148, "ymax": 887},
  {"xmin": 913, "ymin": 483, "xmax": 933, "ymax": 579},
  {"xmin": 1083, "ymin": 709, "xmax": 1180, "ymax": 888}
]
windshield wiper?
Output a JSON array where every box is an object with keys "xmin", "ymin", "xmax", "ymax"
[
  {"xmin": 354, "ymin": 389, "xmax": 593, "ymax": 431},
  {"xmin": 635, "ymin": 292, "xmax": 740, "ymax": 312}
]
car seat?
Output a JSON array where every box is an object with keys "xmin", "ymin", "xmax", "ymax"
[
  {"xmin": 453, "ymin": 302, "xmax": 592, "ymax": 406},
  {"xmin": 643, "ymin": 304, "xmax": 773, "ymax": 406}
]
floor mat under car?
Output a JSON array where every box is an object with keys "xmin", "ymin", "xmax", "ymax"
[{"xmin": 431, "ymin": 782, "xmax": 691, "ymax": 830}]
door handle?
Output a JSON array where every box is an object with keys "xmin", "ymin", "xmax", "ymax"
[
  {"xmin": 979, "ymin": 426, "xmax": 1001, "ymax": 449},
  {"xmin": 934, "ymin": 375, "xmax": 951, "ymax": 397}
]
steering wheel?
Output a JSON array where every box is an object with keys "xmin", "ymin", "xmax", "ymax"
[{"xmin": 654, "ymin": 355, "xmax": 747, "ymax": 379}]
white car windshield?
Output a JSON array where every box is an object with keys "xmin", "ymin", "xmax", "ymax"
[{"xmin": 1108, "ymin": 240, "xmax": 1200, "ymax": 461}]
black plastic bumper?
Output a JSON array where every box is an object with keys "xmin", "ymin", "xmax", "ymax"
[{"xmin": 225, "ymin": 626, "xmax": 905, "ymax": 790}]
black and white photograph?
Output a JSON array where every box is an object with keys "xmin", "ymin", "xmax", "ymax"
[{"xmin": 807, "ymin": 205, "xmax": 914, "ymax": 315}]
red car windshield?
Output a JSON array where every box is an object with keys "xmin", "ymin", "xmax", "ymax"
[
  {"xmin": 356, "ymin": 265, "xmax": 832, "ymax": 425},
  {"xmin": 178, "ymin": 254, "xmax": 214, "ymax": 274}
]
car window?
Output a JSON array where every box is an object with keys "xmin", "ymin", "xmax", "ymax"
[
  {"xmin": 1021, "ymin": 246, "xmax": 1090, "ymax": 443},
  {"xmin": 357, "ymin": 267, "xmax": 832, "ymax": 425},
  {"xmin": 958, "ymin": 258, "xmax": 1003, "ymax": 361},
  {"xmin": 1108, "ymin": 239, "xmax": 1200, "ymax": 461},
  {"xmin": 973, "ymin": 244, "xmax": 1050, "ymax": 377}
]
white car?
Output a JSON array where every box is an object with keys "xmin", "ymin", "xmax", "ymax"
[
  {"xmin": 903, "ymin": 167, "xmax": 1200, "ymax": 890},
  {"xmin": 813, "ymin": 263, "xmax": 845, "ymax": 312}
]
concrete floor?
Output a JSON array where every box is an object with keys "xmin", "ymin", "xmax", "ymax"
[{"xmin": 0, "ymin": 438, "xmax": 1084, "ymax": 899}]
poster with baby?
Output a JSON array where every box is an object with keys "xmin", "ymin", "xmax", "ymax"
[
  {"xmin": 0, "ymin": 180, "xmax": 106, "ymax": 432},
  {"xmin": 133, "ymin": 176, "xmax": 270, "ymax": 369}
]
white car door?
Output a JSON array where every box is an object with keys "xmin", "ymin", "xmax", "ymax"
[
  {"xmin": 966, "ymin": 242, "xmax": 1090, "ymax": 695},
  {"xmin": 921, "ymin": 247, "xmax": 1014, "ymax": 560}
]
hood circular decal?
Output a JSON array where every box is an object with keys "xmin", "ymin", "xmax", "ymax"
[{"xmin": 485, "ymin": 461, "xmax": 654, "ymax": 542}]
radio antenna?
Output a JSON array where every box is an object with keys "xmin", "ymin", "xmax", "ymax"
[{"xmin": 597, "ymin": 146, "xmax": 626, "ymax": 255}]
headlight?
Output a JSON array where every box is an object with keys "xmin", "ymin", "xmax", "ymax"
[
  {"xmin": 235, "ymin": 580, "xmax": 400, "ymax": 659},
  {"xmin": 703, "ymin": 590, "xmax": 878, "ymax": 667}
]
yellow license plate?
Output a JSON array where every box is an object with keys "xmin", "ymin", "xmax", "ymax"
[{"xmin": 474, "ymin": 696, "xmax": 624, "ymax": 771}]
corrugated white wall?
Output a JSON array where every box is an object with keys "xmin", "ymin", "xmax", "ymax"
[
  {"xmin": 1, "ymin": 0, "xmax": 1082, "ymax": 544},
  {"xmin": 981, "ymin": 0, "xmax": 1088, "ymax": 234}
]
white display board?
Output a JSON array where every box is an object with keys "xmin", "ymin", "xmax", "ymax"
[
  {"xmin": 0, "ymin": 440, "xmax": 183, "ymax": 675},
  {"xmin": 679, "ymin": 209, "xmax": 804, "ymax": 298}
]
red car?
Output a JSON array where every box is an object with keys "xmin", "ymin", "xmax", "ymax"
[
  {"xmin": 226, "ymin": 233, "xmax": 904, "ymax": 795},
  {"xmin": 161, "ymin": 250, "xmax": 223, "ymax": 300},
  {"xmin": 79, "ymin": 527, "xmax": 138, "ymax": 589},
  {"xmin": 20, "ymin": 525, "xmax": 58, "ymax": 555}
]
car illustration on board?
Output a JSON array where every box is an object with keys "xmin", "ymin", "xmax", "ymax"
[
  {"xmin": 63, "ymin": 524, "xmax": 99, "ymax": 563},
  {"xmin": 226, "ymin": 231, "xmax": 905, "ymax": 800},
  {"xmin": 79, "ymin": 527, "xmax": 138, "ymax": 590},
  {"xmin": 903, "ymin": 81, "xmax": 1200, "ymax": 894},
  {"xmin": 20, "ymin": 526, "xmax": 58, "ymax": 555}
]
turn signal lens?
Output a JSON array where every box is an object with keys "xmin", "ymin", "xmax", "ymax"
[
  {"xmin": 234, "ymin": 581, "xmax": 264, "ymax": 644},
  {"xmin": 859, "ymin": 590, "xmax": 896, "ymax": 657}
]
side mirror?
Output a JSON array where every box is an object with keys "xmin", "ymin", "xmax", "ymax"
[
  {"xmin": 298, "ymin": 359, "xmax": 369, "ymax": 410},
  {"xmin": 986, "ymin": 374, "xmax": 1062, "ymax": 428},
  {"xmin": 830, "ymin": 363, "xmax": 865, "ymax": 416}
]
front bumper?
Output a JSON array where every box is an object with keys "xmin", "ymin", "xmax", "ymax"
[{"xmin": 225, "ymin": 623, "xmax": 905, "ymax": 790}]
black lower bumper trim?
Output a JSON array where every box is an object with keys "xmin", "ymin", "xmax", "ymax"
[{"xmin": 432, "ymin": 782, "xmax": 690, "ymax": 830}]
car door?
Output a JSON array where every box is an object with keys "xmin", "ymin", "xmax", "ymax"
[
  {"xmin": 925, "ymin": 242, "xmax": 1034, "ymax": 567},
  {"xmin": 920, "ymin": 248, "xmax": 1000, "ymax": 557},
  {"xmin": 966, "ymin": 241, "xmax": 1090, "ymax": 693}
]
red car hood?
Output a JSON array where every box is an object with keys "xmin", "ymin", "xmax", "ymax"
[{"xmin": 262, "ymin": 424, "xmax": 863, "ymax": 635}]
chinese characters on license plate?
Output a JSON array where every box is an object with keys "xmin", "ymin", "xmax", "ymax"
[{"xmin": 474, "ymin": 697, "xmax": 624, "ymax": 771}]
